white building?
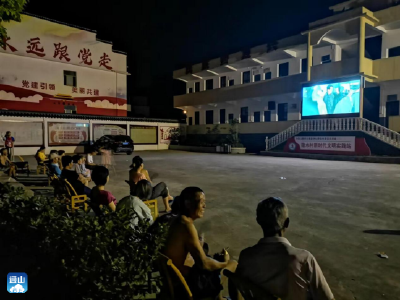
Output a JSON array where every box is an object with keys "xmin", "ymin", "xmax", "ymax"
[
  {"xmin": 173, "ymin": 0, "xmax": 400, "ymax": 153},
  {"xmin": 0, "ymin": 13, "xmax": 127, "ymax": 117}
]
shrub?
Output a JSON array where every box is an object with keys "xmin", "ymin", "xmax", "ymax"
[{"xmin": 0, "ymin": 184, "xmax": 168, "ymax": 299}]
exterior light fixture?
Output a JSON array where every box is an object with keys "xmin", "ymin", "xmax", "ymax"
[
  {"xmin": 207, "ymin": 70, "xmax": 219, "ymax": 75},
  {"xmin": 192, "ymin": 74, "xmax": 203, "ymax": 79},
  {"xmin": 252, "ymin": 58, "xmax": 264, "ymax": 64},
  {"xmin": 226, "ymin": 65, "xmax": 238, "ymax": 71}
]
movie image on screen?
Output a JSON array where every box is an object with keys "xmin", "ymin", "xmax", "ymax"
[{"xmin": 302, "ymin": 79, "xmax": 361, "ymax": 117}]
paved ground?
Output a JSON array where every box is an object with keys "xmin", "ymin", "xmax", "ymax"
[{"xmin": 24, "ymin": 151, "xmax": 400, "ymax": 299}]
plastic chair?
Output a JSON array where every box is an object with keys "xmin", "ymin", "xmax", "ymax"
[
  {"xmin": 157, "ymin": 254, "xmax": 193, "ymax": 300},
  {"xmin": 143, "ymin": 199, "xmax": 159, "ymax": 220},
  {"xmin": 64, "ymin": 179, "xmax": 88, "ymax": 212},
  {"xmin": 222, "ymin": 269, "xmax": 280, "ymax": 300}
]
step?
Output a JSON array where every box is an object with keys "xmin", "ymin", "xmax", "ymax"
[{"xmin": 260, "ymin": 151, "xmax": 400, "ymax": 164}]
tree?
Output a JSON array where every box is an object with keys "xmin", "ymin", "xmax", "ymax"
[{"xmin": 0, "ymin": 0, "xmax": 29, "ymax": 48}]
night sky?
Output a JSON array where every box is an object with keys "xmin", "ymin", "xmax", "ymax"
[{"xmin": 25, "ymin": 0, "xmax": 344, "ymax": 116}]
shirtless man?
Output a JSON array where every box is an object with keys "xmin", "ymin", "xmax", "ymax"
[{"xmin": 163, "ymin": 187, "xmax": 237, "ymax": 299}]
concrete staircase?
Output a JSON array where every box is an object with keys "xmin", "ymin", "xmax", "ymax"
[{"xmin": 267, "ymin": 117, "xmax": 400, "ymax": 150}]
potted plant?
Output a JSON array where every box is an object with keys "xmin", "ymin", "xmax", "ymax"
[{"xmin": 226, "ymin": 119, "xmax": 246, "ymax": 154}]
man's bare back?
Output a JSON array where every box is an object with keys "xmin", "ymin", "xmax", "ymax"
[{"xmin": 163, "ymin": 215, "xmax": 195, "ymax": 276}]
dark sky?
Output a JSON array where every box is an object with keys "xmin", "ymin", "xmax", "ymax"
[{"xmin": 25, "ymin": 0, "xmax": 344, "ymax": 110}]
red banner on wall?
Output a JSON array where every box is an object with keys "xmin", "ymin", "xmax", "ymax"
[{"xmin": 284, "ymin": 136, "xmax": 371, "ymax": 156}]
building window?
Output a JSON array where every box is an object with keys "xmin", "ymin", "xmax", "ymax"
[
  {"xmin": 206, "ymin": 110, "xmax": 214, "ymax": 124},
  {"xmin": 387, "ymin": 94, "xmax": 397, "ymax": 101},
  {"xmin": 278, "ymin": 62, "xmax": 289, "ymax": 77},
  {"xmin": 264, "ymin": 111, "xmax": 271, "ymax": 122},
  {"xmin": 188, "ymin": 117, "xmax": 193, "ymax": 125},
  {"xmin": 241, "ymin": 107, "xmax": 249, "ymax": 123},
  {"xmin": 254, "ymin": 111, "xmax": 261, "ymax": 122},
  {"xmin": 206, "ymin": 79, "xmax": 213, "ymax": 90},
  {"xmin": 321, "ymin": 54, "xmax": 331, "ymax": 64},
  {"xmin": 195, "ymin": 111, "xmax": 200, "ymax": 125},
  {"xmin": 301, "ymin": 58, "xmax": 308, "ymax": 73},
  {"xmin": 188, "ymin": 88, "xmax": 193, "ymax": 93},
  {"xmin": 220, "ymin": 109, "xmax": 226, "ymax": 124},
  {"xmin": 278, "ymin": 103, "xmax": 288, "ymax": 121},
  {"xmin": 228, "ymin": 113, "xmax": 234, "ymax": 122},
  {"xmin": 220, "ymin": 76, "xmax": 227, "ymax": 88},
  {"xmin": 242, "ymin": 71, "xmax": 251, "ymax": 84},
  {"xmin": 64, "ymin": 70, "xmax": 77, "ymax": 87},
  {"xmin": 389, "ymin": 46, "xmax": 400, "ymax": 58},
  {"xmin": 265, "ymin": 72, "xmax": 272, "ymax": 80},
  {"xmin": 268, "ymin": 101, "xmax": 276, "ymax": 110},
  {"xmin": 229, "ymin": 79, "xmax": 234, "ymax": 86},
  {"xmin": 195, "ymin": 82, "xmax": 200, "ymax": 92},
  {"xmin": 254, "ymin": 74, "xmax": 261, "ymax": 82}
]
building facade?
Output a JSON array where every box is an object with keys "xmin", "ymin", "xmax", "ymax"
[
  {"xmin": 0, "ymin": 14, "xmax": 127, "ymax": 117},
  {"xmin": 173, "ymin": 0, "xmax": 400, "ymax": 152}
]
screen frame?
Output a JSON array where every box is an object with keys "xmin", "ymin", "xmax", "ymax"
[{"xmin": 301, "ymin": 75, "xmax": 364, "ymax": 120}]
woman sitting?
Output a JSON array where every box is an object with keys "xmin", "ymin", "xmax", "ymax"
[
  {"xmin": 35, "ymin": 146, "xmax": 48, "ymax": 165},
  {"xmin": 0, "ymin": 148, "xmax": 16, "ymax": 177},
  {"xmin": 90, "ymin": 166, "xmax": 117, "ymax": 212},
  {"xmin": 117, "ymin": 179, "xmax": 153, "ymax": 226},
  {"xmin": 128, "ymin": 156, "xmax": 173, "ymax": 212}
]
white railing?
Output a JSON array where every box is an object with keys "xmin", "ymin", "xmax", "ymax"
[{"xmin": 267, "ymin": 117, "xmax": 400, "ymax": 150}]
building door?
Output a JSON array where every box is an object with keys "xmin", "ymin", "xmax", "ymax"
[
  {"xmin": 363, "ymin": 87, "xmax": 380, "ymax": 124},
  {"xmin": 241, "ymin": 107, "xmax": 249, "ymax": 123},
  {"xmin": 277, "ymin": 103, "xmax": 288, "ymax": 121},
  {"xmin": 264, "ymin": 111, "xmax": 271, "ymax": 122},
  {"xmin": 229, "ymin": 113, "xmax": 234, "ymax": 122},
  {"xmin": 220, "ymin": 109, "xmax": 226, "ymax": 124},
  {"xmin": 188, "ymin": 117, "xmax": 193, "ymax": 125},
  {"xmin": 206, "ymin": 110, "xmax": 214, "ymax": 124},
  {"xmin": 254, "ymin": 111, "xmax": 260, "ymax": 122},
  {"xmin": 195, "ymin": 111, "xmax": 200, "ymax": 125}
]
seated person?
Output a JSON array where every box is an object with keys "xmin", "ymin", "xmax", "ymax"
[
  {"xmin": 61, "ymin": 156, "xmax": 91, "ymax": 197},
  {"xmin": 128, "ymin": 156, "xmax": 173, "ymax": 212},
  {"xmin": 35, "ymin": 146, "xmax": 48, "ymax": 165},
  {"xmin": 0, "ymin": 148, "xmax": 16, "ymax": 177},
  {"xmin": 49, "ymin": 153, "xmax": 61, "ymax": 176},
  {"xmin": 90, "ymin": 166, "xmax": 117, "ymax": 212},
  {"xmin": 57, "ymin": 150, "xmax": 66, "ymax": 169},
  {"xmin": 73, "ymin": 155, "xmax": 91, "ymax": 186},
  {"xmin": 236, "ymin": 197, "xmax": 334, "ymax": 300},
  {"xmin": 163, "ymin": 187, "xmax": 237, "ymax": 300},
  {"xmin": 117, "ymin": 179, "xmax": 153, "ymax": 226},
  {"xmin": 85, "ymin": 147, "xmax": 98, "ymax": 170}
]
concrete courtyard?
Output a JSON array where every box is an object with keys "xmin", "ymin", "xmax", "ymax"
[{"xmin": 27, "ymin": 150, "xmax": 400, "ymax": 299}]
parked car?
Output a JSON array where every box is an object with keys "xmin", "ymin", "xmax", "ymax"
[{"xmin": 94, "ymin": 135, "xmax": 134, "ymax": 155}]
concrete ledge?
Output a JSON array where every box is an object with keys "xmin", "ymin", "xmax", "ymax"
[
  {"xmin": 169, "ymin": 145, "xmax": 217, "ymax": 153},
  {"xmin": 260, "ymin": 151, "xmax": 400, "ymax": 164}
]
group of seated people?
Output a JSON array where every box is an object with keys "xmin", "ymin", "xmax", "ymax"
[
  {"xmin": 37, "ymin": 146, "xmax": 171, "ymax": 225},
  {"xmin": 34, "ymin": 147, "xmax": 335, "ymax": 299},
  {"xmin": 159, "ymin": 190, "xmax": 335, "ymax": 300}
]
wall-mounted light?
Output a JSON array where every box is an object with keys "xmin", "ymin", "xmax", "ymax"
[
  {"xmin": 252, "ymin": 58, "xmax": 264, "ymax": 64},
  {"xmin": 207, "ymin": 70, "xmax": 219, "ymax": 75},
  {"xmin": 226, "ymin": 65, "xmax": 238, "ymax": 71},
  {"xmin": 183, "ymin": 110, "xmax": 187, "ymax": 114}
]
